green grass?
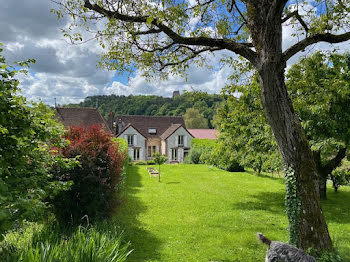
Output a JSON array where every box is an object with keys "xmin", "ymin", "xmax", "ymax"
[{"xmin": 114, "ymin": 164, "xmax": 350, "ymax": 262}]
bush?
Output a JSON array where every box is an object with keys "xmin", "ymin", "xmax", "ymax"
[
  {"xmin": 189, "ymin": 138, "xmax": 244, "ymax": 172},
  {"xmin": 1, "ymin": 223, "xmax": 132, "ymax": 262},
  {"xmin": 330, "ymin": 168, "xmax": 350, "ymax": 192},
  {"xmin": 188, "ymin": 148, "xmax": 203, "ymax": 164},
  {"xmin": 50, "ymin": 125, "xmax": 127, "ymax": 225},
  {"xmin": 134, "ymin": 160, "xmax": 148, "ymax": 165},
  {"xmin": 146, "ymin": 159, "xmax": 156, "ymax": 165}
]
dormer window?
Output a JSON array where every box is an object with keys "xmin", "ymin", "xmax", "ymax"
[{"xmin": 148, "ymin": 128, "xmax": 157, "ymax": 134}]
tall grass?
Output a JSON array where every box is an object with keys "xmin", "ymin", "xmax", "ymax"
[{"xmin": 1, "ymin": 223, "xmax": 132, "ymax": 262}]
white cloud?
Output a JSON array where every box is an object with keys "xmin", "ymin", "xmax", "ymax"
[{"xmin": 2, "ymin": 0, "xmax": 350, "ymax": 106}]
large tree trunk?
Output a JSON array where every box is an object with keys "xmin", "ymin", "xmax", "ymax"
[
  {"xmin": 247, "ymin": 2, "xmax": 332, "ymax": 251},
  {"xmin": 258, "ymin": 58, "xmax": 332, "ymax": 251}
]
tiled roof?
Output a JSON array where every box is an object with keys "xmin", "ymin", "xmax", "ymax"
[
  {"xmin": 188, "ymin": 129, "xmax": 219, "ymax": 140},
  {"xmin": 118, "ymin": 123, "xmax": 146, "ymax": 138},
  {"xmin": 55, "ymin": 107, "xmax": 111, "ymax": 132},
  {"xmin": 159, "ymin": 124, "xmax": 182, "ymax": 140},
  {"xmin": 115, "ymin": 115, "xmax": 185, "ymax": 138}
]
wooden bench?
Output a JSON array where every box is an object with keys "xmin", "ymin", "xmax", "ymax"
[{"xmin": 147, "ymin": 167, "xmax": 159, "ymax": 177}]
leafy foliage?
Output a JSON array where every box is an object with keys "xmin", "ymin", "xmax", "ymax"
[
  {"xmin": 0, "ymin": 45, "xmax": 73, "ymax": 239},
  {"xmin": 1, "ymin": 222, "xmax": 132, "ymax": 262},
  {"xmin": 66, "ymin": 92, "xmax": 223, "ymax": 129},
  {"xmin": 189, "ymin": 139, "xmax": 244, "ymax": 172},
  {"xmin": 287, "ymin": 52, "xmax": 350, "ymax": 160},
  {"xmin": 184, "ymin": 108, "xmax": 208, "ymax": 129},
  {"xmin": 216, "ymin": 52, "xmax": 350, "ymax": 180},
  {"xmin": 216, "ymin": 79, "xmax": 282, "ymax": 174},
  {"xmin": 50, "ymin": 125, "xmax": 127, "ymax": 225},
  {"xmin": 284, "ymin": 167, "xmax": 301, "ymax": 247},
  {"xmin": 330, "ymin": 168, "xmax": 350, "ymax": 192}
]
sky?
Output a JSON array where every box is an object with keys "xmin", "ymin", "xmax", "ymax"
[{"xmin": 1, "ymin": 0, "xmax": 349, "ymax": 106}]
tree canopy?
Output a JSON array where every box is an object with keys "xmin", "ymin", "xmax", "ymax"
[{"xmin": 184, "ymin": 108, "xmax": 209, "ymax": 128}]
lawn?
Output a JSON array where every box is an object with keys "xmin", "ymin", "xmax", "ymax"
[{"xmin": 114, "ymin": 164, "xmax": 350, "ymax": 262}]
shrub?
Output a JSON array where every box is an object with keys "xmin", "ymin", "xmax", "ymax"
[
  {"xmin": 50, "ymin": 125, "xmax": 127, "ymax": 225},
  {"xmin": 189, "ymin": 138, "xmax": 244, "ymax": 171},
  {"xmin": 134, "ymin": 160, "xmax": 148, "ymax": 165},
  {"xmin": 188, "ymin": 148, "xmax": 203, "ymax": 164},
  {"xmin": 330, "ymin": 168, "xmax": 350, "ymax": 192},
  {"xmin": 146, "ymin": 159, "xmax": 156, "ymax": 165}
]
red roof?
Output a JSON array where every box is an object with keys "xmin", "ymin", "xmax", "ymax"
[{"xmin": 188, "ymin": 129, "xmax": 219, "ymax": 140}]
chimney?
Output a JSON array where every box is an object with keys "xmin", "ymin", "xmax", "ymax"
[
  {"xmin": 117, "ymin": 119, "xmax": 124, "ymax": 135},
  {"xmin": 107, "ymin": 112, "xmax": 115, "ymax": 133}
]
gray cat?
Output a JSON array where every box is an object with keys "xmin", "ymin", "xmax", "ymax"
[{"xmin": 257, "ymin": 233, "xmax": 316, "ymax": 262}]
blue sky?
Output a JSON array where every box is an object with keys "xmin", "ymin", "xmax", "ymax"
[{"xmin": 1, "ymin": 0, "xmax": 348, "ymax": 106}]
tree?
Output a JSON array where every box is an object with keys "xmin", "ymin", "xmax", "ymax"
[
  {"xmin": 53, "ymin": 0, "xmax": 350, "ymax": 250},
  {"xmin": 184, "ymin": 108, "xmax": 208, "ymax": 129},
  {"xmin": 0, "ymin": 45, "xmax": 73, "ymax": 238},
  {"xmin": 153, "ymin": 152, "xmax": 168, "ymax": 182},
  {"xmin": 216, "ymin": 80, "xmax": 282, "ymax": 175},
  {"xmin": 217, "ymin": 52, "xmax": 350, "ymax": 198},
  {"xmin": 287, "ymin": 52, "xmax": 350, "ymax": 199}
]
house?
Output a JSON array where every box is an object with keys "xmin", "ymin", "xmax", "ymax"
[
  {"xmin": 113, "ymin": 115, "xmax": 193, "ymax": 162},
  {"xmin": 188, "ymin": 129, "xmax": 219, "ymax": 140},
  {"xmin": 55, "ymin": 107, "xmax": 112, "ymax": 133}
]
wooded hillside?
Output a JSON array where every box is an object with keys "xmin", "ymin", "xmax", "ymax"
[{"xmin": 66, "ymin": 92, "xmax": 224, "ymax": 129}]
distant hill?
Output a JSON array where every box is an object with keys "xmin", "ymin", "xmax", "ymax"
[{"xmin": 65, "ymin": 92, "xmax": 224, "ymax": 129}]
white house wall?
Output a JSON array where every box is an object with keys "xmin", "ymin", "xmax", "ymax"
[
  {"xmin": 119, "ymin": 126, "xmax": 146, "ymax": 161},
  {"xmin": 166, "ymin": 127, "xmax": 192, "ymax": 162}
]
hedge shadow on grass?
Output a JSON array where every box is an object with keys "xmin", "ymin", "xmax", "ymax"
[{"xmin": 114, "ymin": 166, "xmax": 163, "ymax": 261}]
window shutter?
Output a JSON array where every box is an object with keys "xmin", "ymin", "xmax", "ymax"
[
  {"xmin": 175, "ymin": 135, "xmax": 178, "ymax": 146},
  {"xmin": 134, "ymin": 134, "xmax": 137, "ymax": 145},
  {"xmin": 169, "ymin": 148, "xmax": 172, "ymax": 160},
  {"xmin": 124, "ymin": 134, "xmax": 127, "ymax": 141},
  {"xmin": 184, "ymin": 136, "xmax": 187, "ymax": 147},
  {"xmin": 129, "ymin": 148, "xmax": 133, "ymax": 160},
  {"xmin": 140, "ymin": 148, "xmax": 143, "ymax": 160}
]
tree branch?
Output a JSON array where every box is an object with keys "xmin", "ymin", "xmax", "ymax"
[
  {"xmin": 132, "ymin": 41, "xmax": 176, "ymax": 53},
  {"xmin": 281, "ymin": 11, "xmax": 309, "ymax": 34},
  {"xmin": 324, "ymin": 147, "xmax": 347, "ymax": 175},
  {"xmin": 133, "ymin": 28, "xmax": 162, "ymax": 35},
  {"xmin": 83, "ymin": 0, "xmax": 258, "ymax": 65},
  {"xmin": 283, "ymin": 32, "xmax": 350, "ymax": 61},
  {"xmin": 158, "ymin": 47, "xmax": 221, "ymax": 71}
]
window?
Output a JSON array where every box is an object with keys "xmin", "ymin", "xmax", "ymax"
[
  {"xmin": 147, "ymin": 145, "xmax": 157, "ymax": 157},
  {"xmin": 133, "ymin": 148, "xmax": 140, "ymax": 160},
  {"xmin": 148, "ymin": 128, "xmax": 157, "ymax": 134},
  {"xmin": 178, "ymin": 135, "xmax": 184, "ymax": 146},
  {"xmin": 171, "ymin": 148, "xmax": 178, "ymax": 161},
  {"xmin": 127, "ymin": 135, "xmax": 134, "ymax": 146}
]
